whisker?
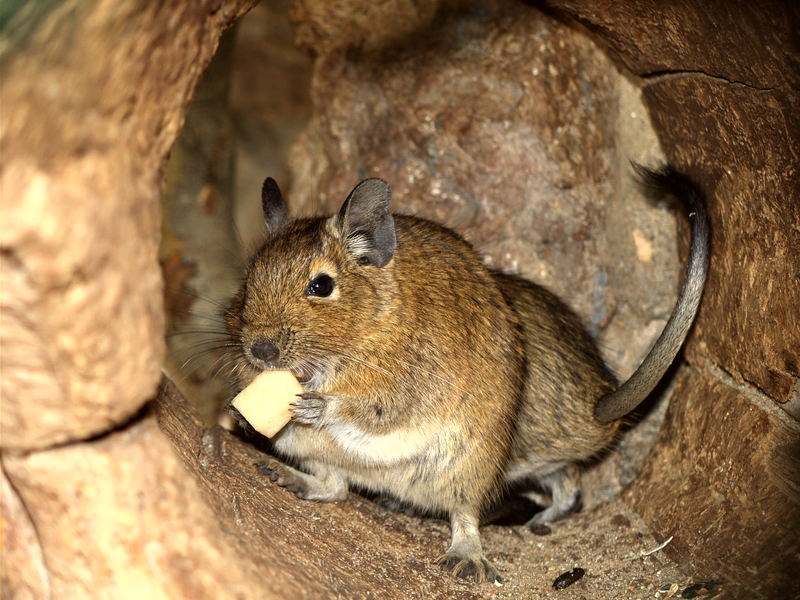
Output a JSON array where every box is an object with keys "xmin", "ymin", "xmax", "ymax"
[
  {"xmin": 185, "ymin": 344, "xmax": 243, "ymax": 357},
  {"xmin": 210, "ymin": 355, "xmax": 240, "ymax": 381},
  {"xmin": 172, "ymin": 300, "xmax": 242, "ymax": 326},
  {"xmin": 178, "ymin": 289, "xmax": 232, "ymax": 309},
  {"xmin": 168, "ymin": 308, "xmax": 231, "ymax": 323},
  {"xmin": 335, "ymin": 352, "xmax": 392, "ymax": 377},
  {"xmin": 167, "ymin": 330, "xmax": 236, "ymax": 340},
  {"xmin": 188, "ymin": 330, "xmax": 460, "ymax": 403}
]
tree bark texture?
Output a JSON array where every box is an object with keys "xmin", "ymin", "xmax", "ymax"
[{"xmin": 541, "ymin": 0, "xmax": 800, "ymax": 596}]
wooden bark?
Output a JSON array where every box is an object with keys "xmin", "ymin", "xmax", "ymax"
[
  {"xmin": 542, "ymin": 1, "xmax": 800, "ymax": 596},
  {"xmin": 0, "ymin": 0, "xmax": 258, "ymax": 596},
  {"xmin": 2, "ymin": 401, "xmax": 302, "ymax": 599},
  {"xmin": 0, "ymin": 0, "xmax": 255, "ymax": 449}
]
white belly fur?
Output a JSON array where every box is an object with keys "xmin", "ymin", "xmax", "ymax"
[{"xmin": 323, "ymin": 421, "xmax": 440, "ymax": 466}]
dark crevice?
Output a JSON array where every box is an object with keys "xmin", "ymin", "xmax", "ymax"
[
  {"xmin": 3, "ymin": 401, "xmax": 154, "ymax": 457},
  {"xmin": 640, "ymin": 69, "xmax": 776, "ymax": 92}
]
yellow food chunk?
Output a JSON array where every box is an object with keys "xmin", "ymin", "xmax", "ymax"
[{"xmin": 231, "ymin": 370, "xmax": 302, "ymax": 438}]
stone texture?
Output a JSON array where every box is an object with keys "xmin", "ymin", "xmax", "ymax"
[
  {"xmin": 544, "ymin": 0, "xmax": 800, "ymax": 405},
  {"xmin": 2, "ymin": 403, "xmax": 307, "ymax": 600},
  {"xmin": 290, "ymin": 0, "xmax": 448, "ymax": 54},
  {"xmin": 1, "ymin": 471, "xmax": 49, "ymax": 599},
  {"xmin": 285, "ymin": 1, "xmax": 677, "ymax": 382},
  {"xmin": 275, "ymin": 0, "xmax": 691, "ymax": 511},
  {"xmin": 0, "ymin": 0, "xmax": 257, "ymax": 450},
  {"xmin": 229, "ymin": 0, "xmax": 314, "ymax": 253},
  {"xmin": 624, "ymin": 367, "xmax": 800, "ymax": 598}
]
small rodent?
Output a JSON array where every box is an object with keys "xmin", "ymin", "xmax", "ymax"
[{"xmin": 224, "ymin": 166, "xmax": 709, "ymax": 583}]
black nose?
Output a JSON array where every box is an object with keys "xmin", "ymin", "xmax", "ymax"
[{"xmin": 251, "ymin": 339, "xmax": 280, "ymax": 364}]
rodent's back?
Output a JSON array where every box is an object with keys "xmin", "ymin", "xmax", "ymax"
[{"xmin": 493, "ymin": 272, "xmax": 620, "ymax": 463}]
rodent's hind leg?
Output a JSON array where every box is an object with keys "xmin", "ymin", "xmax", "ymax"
[
  {"xmin": 524, "ymin": 463, "xmax": 582, "ymax": 527},
  {"xmin": 435, "ymin": 508, "xmax": 502, "ymax": 584},
  {"xmin": 260, "ymin": 459, "xmax": 348, "ymax": 502}
]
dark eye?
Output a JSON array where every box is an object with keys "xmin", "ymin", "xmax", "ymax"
[{"xmin": 306, "ymin": 273, "xmax": 335, "ymax": 298}]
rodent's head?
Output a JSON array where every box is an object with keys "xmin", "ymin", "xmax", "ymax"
[{"xmin": 225, "ymin": 177, "xmax": 397, "ymax": 389}]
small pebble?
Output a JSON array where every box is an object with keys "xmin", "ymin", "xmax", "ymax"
[
  {"xmin": 553, "ymin": 567, "xmax": 585, "ymax": 590},
  {"xmin": 610, "ymin": 514, "xmax": 631, "ymax": 528}
]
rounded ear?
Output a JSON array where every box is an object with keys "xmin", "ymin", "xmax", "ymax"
[
  {"xmin": 262, "ymin": 177, "xmax": 289, "ymax": 234},
  {"xmin": 335, "ymin": 178, "xmax": 396, "ymax": 267}
]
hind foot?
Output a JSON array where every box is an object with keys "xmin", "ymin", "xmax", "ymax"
[
  {"xmin": 438, "ymin": 507, "xmax": 502, "ymax": 583},
  {"xmin": 523, "ymin": 464, "xmax": 583, "ymax": 528},
  {"xmin": 524, "ymin": 489, "xmax": 582, "ymax": 527}
]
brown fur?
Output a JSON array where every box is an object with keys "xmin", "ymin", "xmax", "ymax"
[{"xmin": 224, "ymin": 171, "xmax": 708, "ymax": 583}]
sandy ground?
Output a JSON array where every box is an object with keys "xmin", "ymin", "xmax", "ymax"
[{"xmin": 378, "ymin": 498, "xmax": 704, "ymax": 600}]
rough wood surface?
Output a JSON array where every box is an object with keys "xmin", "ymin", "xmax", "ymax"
[
  {"xmin": 543, "ymin": 1, "xmax": 800, "ymax": 596},
  {"xmin": 2, "ymin": 0, "xmax": 797, "ymax": 597},
  {"xmin": 545, "ymin": 0, "xmax": 800, "ymax": 404},
  {"xmin": 644, "ymin": 76, "xmax": 800, "ymax": 403},
  {"xmin": 624, "ymin": 366, "xmax": 800, "ymax": 595},
  {"xmin": 3, "ymin": 403, "xmax": 300, "ymax": 600}
]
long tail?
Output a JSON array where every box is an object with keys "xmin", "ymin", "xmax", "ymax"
[{"xmin": 594, "ymin": 164, "xmax": 710, "ymax": 423}]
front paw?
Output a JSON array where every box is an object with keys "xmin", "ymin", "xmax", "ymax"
[
  {"xmin": 290, "ymin": 391, "xmax": 331, "ymax": 426},
  {"xmin": 435, "ymin": 552, "xmax": 503, "ymax": 584}
]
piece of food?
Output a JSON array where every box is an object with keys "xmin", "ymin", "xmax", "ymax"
[{"xmin": 231, "ymin": 370, "xmax": 302, "ymax": 438}]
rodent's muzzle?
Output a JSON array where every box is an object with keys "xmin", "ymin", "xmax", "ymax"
[
  {"xmin": 247, "ymin": 335, "xmax": 314, "ymax": 383},
  {"xmin": 251, "ymin": 339, "xmax": 280, "ymax": 364}
]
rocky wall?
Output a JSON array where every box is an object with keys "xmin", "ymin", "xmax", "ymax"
[
  {"xmin": 1, "ymin": 1, "xmax": 262, "ymax": 597},
  {"xmin": 540, "ymin": 0, "xmax": 800, "ymax": 595},
  {"xmin": 279, "ymin": 0, "xmax": 680, "ymax": 510}
]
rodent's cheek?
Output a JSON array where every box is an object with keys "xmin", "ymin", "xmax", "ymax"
[{"xmin": 310, "ymin": 304, "xmax": 359, "ymax": 331}]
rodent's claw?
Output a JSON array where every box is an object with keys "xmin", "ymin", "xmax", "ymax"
[
  {"xmin": 290, "ymin": 392, "xmax": 329, "ymax": 425},
  {"xmin": 434, "ymin": 552, "xmax": 503, "ymax": 584}
]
